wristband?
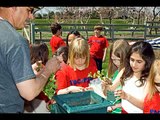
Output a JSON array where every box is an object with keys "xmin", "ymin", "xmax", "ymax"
[{"xmin": 41, "ymin": 73, "xmax": 47, "ymax": 79}]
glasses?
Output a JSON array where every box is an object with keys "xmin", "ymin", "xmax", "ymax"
[
  {"xmin": 27, "ymin": 7, "xmax": 40, "ymax": 15},
  {"xmin": 111, "ymin": 58, "xmax": 120, "ymax": 62},
  {"xmin": 155, "ymin": 82, "xmax": 160, "ymax": 87}
]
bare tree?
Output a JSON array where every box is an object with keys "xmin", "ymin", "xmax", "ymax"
[
  {"xmin": 131, "ymin": 7, "xmax": 144, "ymax": 36},
  {"xmin": 149, "ymin": 7, "xmax": 160, "ymax": 34}
]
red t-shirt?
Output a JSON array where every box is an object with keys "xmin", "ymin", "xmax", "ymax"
[
  {"xmin": 143, "ymin": 92, "xmax": 160, "ymax": 114},
  {"xmin": 88, "ymin": 35, "xmax": 109, "ymax": 59},
  {"xmin": 50, "ymin": 35, "xmax": 66, "ymax": 54},
  {"xmin": 55, "ymin": 57, "xmax": 98, "ymax": 94}
]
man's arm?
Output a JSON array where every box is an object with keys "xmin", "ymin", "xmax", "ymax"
[{"xmin": 16, "ymin": 57, "xmax": 60, "ymax": 101}]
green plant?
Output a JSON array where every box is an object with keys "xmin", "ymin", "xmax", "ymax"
[
  {"xmin": 88, "ymin": 70, "xmax": 112, "ymax": 96},
  {"xmin": 43, "ymin": 73, "xmax": 57, "ymax": 100},
  {"xmin": 88, "ymin": 70, "xmax": 112, "ymax": 84}
]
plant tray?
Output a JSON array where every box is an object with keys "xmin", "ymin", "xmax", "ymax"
[{"xmin": 51, "ymin": 91, "xmax": 113, "ymax": 113}]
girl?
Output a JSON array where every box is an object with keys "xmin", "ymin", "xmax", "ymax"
[
  {"xmin": 143, "ymin": 59, "xmax": 160, "ymax": 113},
  {"xmin": 104, "ymin": 41, "xmax": 155, "ymax": 113},
  {"xmin": 25, "ymin": 43, "xmax": 50, "ymax": 113},
  {"xmin": 46, "ymin": 46, "xmax": 69, "ymax": 109},
  {"xmin": 55, "ymin": 38, "xmax": 98, "ymax": 95},
  {"xmin": 66, "ymin": 30, "xmax": 85, "ymax": 46},
  {"xmin": 106, "ymin": 39, "xmax": 130, "ymax": 113},
  {"xmin": 53, "ymin": 46, "xmax": 69, "ymax": 65}
]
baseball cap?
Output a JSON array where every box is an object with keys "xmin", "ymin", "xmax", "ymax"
[{"xmin": 94, "ymin": 25, "xmax": 103, "ymax": 31}]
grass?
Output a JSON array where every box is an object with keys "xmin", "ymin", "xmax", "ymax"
[{"xmin": 46, "ymin": 42, "xmax": 53, "ymax": 58}]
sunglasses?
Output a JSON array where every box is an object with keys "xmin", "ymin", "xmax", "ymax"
[
  {"xmin": 155, "ymin": 82, "xmax": 160, "ymax": 87},
  {"xmin": 28, "ymin": 7, "xmax": 40, "ymax": 15}
]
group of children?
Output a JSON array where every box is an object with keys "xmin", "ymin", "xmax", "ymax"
[{"xmin": 25, "ymin": 22, "xmax": 160, "ymax": 114}]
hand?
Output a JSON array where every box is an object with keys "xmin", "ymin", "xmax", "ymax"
[
  {"xmin": 107, "ymin": 106, "xmax": 113, "ymax": 112},
  {"xmin": 114, "ymin": 89, "xmax": 128, "ymax": 100},
  {"xmin": 32, "ymin": 61, "xmax": 43, "ymax": 76},
  {"xmin": 84, "ymin": 86, "xmax": 94, "ymax": 91},
  {"xmin": 101, "ymin": 80, "xmax": 110, "ymax": 92},
  {"xmin": 46, "ymin": 99, "xmax": 56, "ymax": 110},
  {"xmin": 45, "ymin": 56, "xmax": 61, "ymax": 75},
  {"xmin": 68, "ymin": 86, "xmax": 85, "ymax": 93}
]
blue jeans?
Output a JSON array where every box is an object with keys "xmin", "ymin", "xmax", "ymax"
[{"xmin": 94, "ymin": 58, "xmax": 102, "ymax": 72}]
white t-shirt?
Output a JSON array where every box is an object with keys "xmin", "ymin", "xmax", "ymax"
[{"xmin": 122, "ymin": 76, "xmax": 146, "ymax": 113}]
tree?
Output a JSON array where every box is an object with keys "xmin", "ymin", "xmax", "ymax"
[{"xmin": 149, "ymin": 7, "xmax": 160, "ymax": 35}]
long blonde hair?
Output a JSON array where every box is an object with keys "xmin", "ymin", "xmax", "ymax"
[
  {"xmin": 68, "ymin": 38, "xmax": 90, "ymax": 69},
  {"xmin": 147, "ymin": 59, "xmax": 160, "ymax": 100},
  {"xmin": 108, "ymin": 39, "xmax": 130, "ymax": 78}
]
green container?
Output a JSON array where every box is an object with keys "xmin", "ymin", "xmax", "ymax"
[
  {"xmin": 107, "ymin": 90, "xmax": 116, "ymax": 102},
  {"xmin": 51, "ymin": 91, "xmax": 113, "ymax": 113}
]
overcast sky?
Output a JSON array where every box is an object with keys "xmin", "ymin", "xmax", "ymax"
[
  {"xmin": 37, "ymin": 7, "xmax": 58, "ymax": 14},
  {"xmin": 37, "ymin": 7, "xmax": 155, "ymax": 14}
]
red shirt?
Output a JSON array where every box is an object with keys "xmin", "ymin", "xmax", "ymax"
[
  {"xmin": 55, "ymin": 58, "xmax": 98, "ymax": 94},
  {"xmin": 143, "ymin": 92, "xmax": 160, "ymax": 114},
  {"xmin": 88, "ymin": 35, "xmax": 109, "ymax": 59},
  {"xmin": 50, "ymin": 35, "xmax": 66, "ymax": 54}
]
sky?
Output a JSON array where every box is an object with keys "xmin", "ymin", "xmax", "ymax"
[
  {"xmin": 37, "ymin": 7, "xmax": 155, "ymax": 15},
  {"xmin": 37, "ymin": 7, "xmax": 58, "ymax": 14}
]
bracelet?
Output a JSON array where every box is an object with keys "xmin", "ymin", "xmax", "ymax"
[{"xmin": 41, "ymin": 73, "xmax": 47, "ymax": 79}]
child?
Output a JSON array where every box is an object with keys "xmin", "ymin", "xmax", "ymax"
[
  {"xmin": 25, "ymin": 43, "xmax": 50, "ymax": 113},
  {"xmin": 55, "ymin": 38, "xmax": 98, "ymax": 95},
  {"xmin": 53, "ymin": 46, "xmax": 69, "ymax": 64},
  {"xmin": 88, "ymin": 25, "xmax": 109, "ymax": 72},
  {"xmin": 52, "ymin": 46, "xmax": 69, "ymax": 74},
  {"xmin": 46, "ymin": 46, "xmax": 69, "ymax": 109},
  {"xmin": 106, "ymin": 39, "xmax": 130, "ymax": 113},
  {"xmin": 104, "ymin": 41, "xmax": 155, "ymax": 113},
  {"xmin": 143, "ymin": 59, "xmax": 160, "ymax": 113},
  {"xmin": 50, "ymin": 22, "xmax": 66, "ymax": 54},
  {"xmin": 66, "ymin": 30, "xmax": 85, "ymax": 46}
]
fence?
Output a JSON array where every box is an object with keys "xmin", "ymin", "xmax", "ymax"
[{"xmin": 24, "ymin": 21, "xmax": 160, "ymax": 44}]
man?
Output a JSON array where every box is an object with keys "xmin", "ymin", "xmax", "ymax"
[{"xmin": 0, "ymin": 7, "xmax": 60, "ymax": 113}]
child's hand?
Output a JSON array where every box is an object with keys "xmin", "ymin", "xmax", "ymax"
[
  {"xmin": 114, "ymin": 89, "xmax": 128, "ymax": 100},
  {"xmin": 107, "ymin": 106, "xmax": 113, "ymax": 112},
  {"xmin": 46, "ymin": 99, "xmax": 56, "ymax": 110},
  {"xmin": 101, "ymin": 80, "xmax": 111, "ymax": 93},
  {"xmin": 68, "ymin": 86, "xmax": 85, "ymax": 93},
  {"xmin": 84, "ymin": 86, "xmax": 93, "ymax": 91}
]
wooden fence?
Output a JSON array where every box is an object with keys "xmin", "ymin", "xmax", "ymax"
[{"xmin": 24, "ymin": 21, "xmax": 160, "ymax": 44}]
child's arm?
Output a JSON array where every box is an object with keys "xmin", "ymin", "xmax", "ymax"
[
  {"xmin": 115, "ymin": 90, "xmax": 144, "ymax": 109},
  {"xmin": 103, "ymin": 68, "xmax": 124, "ymax": 91},
  {"xmin": 102, "ymin": 48, "xmax": 108, "ymax": 62},
  {"xmin": 57, "ymin": 86, "xmax": 85, "ymax": 95}
]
